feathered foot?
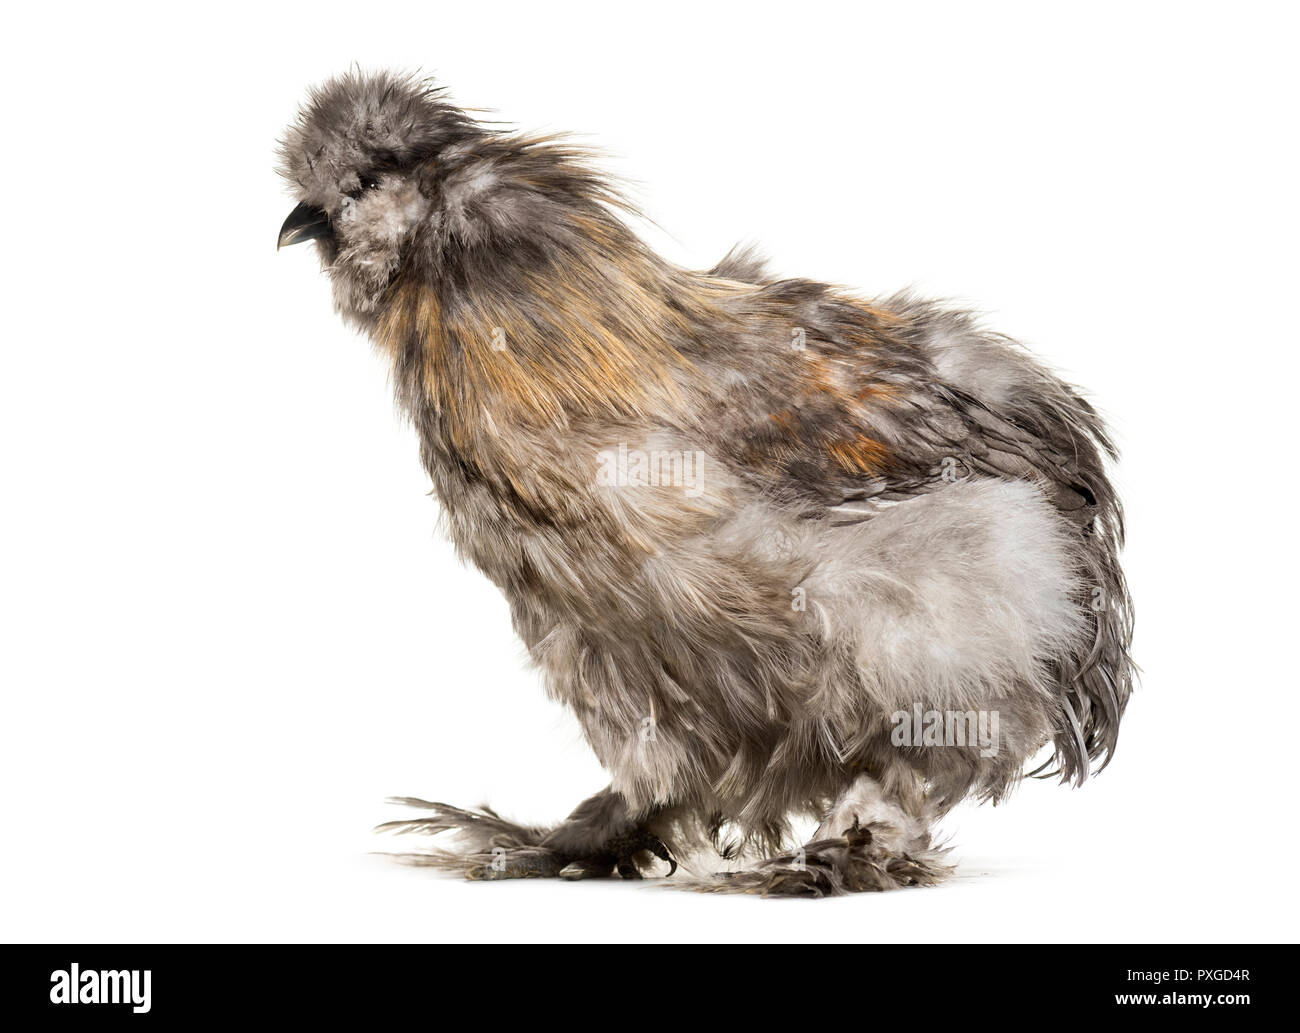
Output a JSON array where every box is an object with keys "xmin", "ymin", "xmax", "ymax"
[
  {"xmin": 375, "ymin": 791, "xmax": 677, "ymax": 882},
  {"xmin": 692, "ymin": 773, "xmax": 952, "ymax": 897},
  {"xmin": 698, "ymin": 819, "xmax": 950, "ymax": 897},
  {"xmin": 374, "ymin": 799, "xmax": 559, "ymax": 879}
]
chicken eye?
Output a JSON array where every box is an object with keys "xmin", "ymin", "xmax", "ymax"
[{"xmin": 344, "ymin": 175, "xmax": 382, "ymax": 200}]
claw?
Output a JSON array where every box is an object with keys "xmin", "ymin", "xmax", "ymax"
[{"xmin": 644, "ymin": 836, "xmax": 678, "ymax": 877}]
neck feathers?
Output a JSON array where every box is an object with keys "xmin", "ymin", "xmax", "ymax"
[{"xmin": 375, "ymin": 139, "xmax": 729, "ymax": 451}]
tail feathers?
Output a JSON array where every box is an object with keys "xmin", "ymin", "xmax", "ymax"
[
  {"xmin": 901, "ymin": 295, "xmax": 1138, "ymax": 785},
  {"xmin": 1051, "ymin": 566, "xmax": 1136, "ymax": 783},
  {"xmin": 1022, "ymin": 388, "xmax": 1136, "ymax": 784}
]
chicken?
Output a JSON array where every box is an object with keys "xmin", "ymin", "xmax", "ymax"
[{"xmin": 276, "ymin": 70, "xmax": 1134, "ymax": 896}]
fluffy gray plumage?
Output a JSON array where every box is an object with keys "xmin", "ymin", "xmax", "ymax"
[{"xmin": 277, "ymin": 70, "xmax": 1135, "ymax": 896}]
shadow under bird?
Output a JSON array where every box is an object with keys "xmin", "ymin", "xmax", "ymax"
[{"xmin": 276, "ymin": 70, "xmax": 1135, "ymax": 896}]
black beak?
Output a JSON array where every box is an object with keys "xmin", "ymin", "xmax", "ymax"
[{"xmin": 277, "ymin": 202, "xmax": 331, "ymax": 250}]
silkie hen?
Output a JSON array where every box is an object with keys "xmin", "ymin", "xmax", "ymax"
[{"xmin": 277, "ymin": 70, "xmax": 1134, "ymax": 896}]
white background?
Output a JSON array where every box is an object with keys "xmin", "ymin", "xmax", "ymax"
[{"xmin": 2, "ymin": 1, "xmax": 1296, "ymax": 943}]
